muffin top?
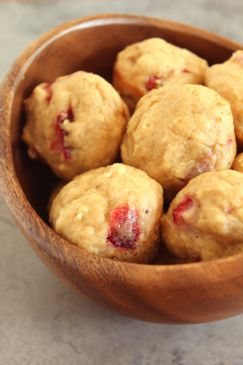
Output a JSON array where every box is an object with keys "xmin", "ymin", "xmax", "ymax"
[
  {"xmin": 23, "ymin": 71, "xmax": 129, "ymax": 180},
  {"xmin": 121, "ymin": 84, "xmax": 236, "ymax": 199},
  {"xmin": 161, "ymin": 170, "xmax": 243, "ymax": 261},
  {"xmin": 113, "ymin": 37, "xmax": 208, "ymax": 110},
  {"xmin": 206, "ymin": 50, "xmax": 243, "ymax": 145},
  {"xmin": 49, "ymin": 163, "xmax": 163, "ymax": 263}
]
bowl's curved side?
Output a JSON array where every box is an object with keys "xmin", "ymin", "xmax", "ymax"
[{"xmin": 1, "ymin": 14, "xmax": 243, "ymax": 324}]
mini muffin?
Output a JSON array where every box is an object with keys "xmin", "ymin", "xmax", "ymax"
[
  {"xmin": 23, "ymin": 71, "xmax": 129, "ymax": 180},
  {"xmin": 233, "ymin": 153, "xmax": 243, "ymax": 173},
  {"xmin": 121, "ymin": 84, "xmax": 236, "ymax": 199},
  {"xmin": 113, "ymin": 37, "xmax": 208, "ymax": 111},
  {"xmin": 49, "ymin": 164, "xmax": 163, "ymax": 263},
  {"xmin": 205, "ymin": 50, "xmax": 243, "ymax": 146},
  {"xmin": 161, "ymin": 170, "xmax": 243, "ymax": 261}
]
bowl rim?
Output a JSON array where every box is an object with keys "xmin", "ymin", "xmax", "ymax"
[{"xmin": 1, "ymin": 13, "xmax": 243, "ymax": 278}]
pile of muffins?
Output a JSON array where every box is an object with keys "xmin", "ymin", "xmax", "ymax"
[{"xmin": 22, "ymin": 38, "xmax": 243, "ymax": 264}]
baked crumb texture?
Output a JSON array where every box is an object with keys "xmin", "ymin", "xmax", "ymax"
[
  {"xmin": 49, "ymin": 164, "xmax": 163, "ymax": 263},
  {"xmin": 113, "ymin": 37, "xmax": 208, "ymax": 111},
  {"xmin": 206, "ymin": 50, "xmax": 243, "ymax": 147},
  {"xmin": 161, "ymin": 170, "xmax": 243, "ymax": 261},
  {"xmin": 23, "ymin": 71, "xmax": 129, "ymax": 180},
  {"xmin": 121, "ymin": 84, "xmax": 236, "ymax": 200}
]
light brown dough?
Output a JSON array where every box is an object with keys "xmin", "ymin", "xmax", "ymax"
[
  {"xmin": 49, "ymin": 164, "xmax": 163, "ymax": 263},
  {"xmin": 206, "ymin": 50, "xmax": 243, "ymax": 146},
  {"xmin": 161, "ymin": 170, "xmax": 243, "ymax": 261},
  {"xmin": 23, "ymin": 71, "xmax": 129, "ymax": 180},
  {"xmin": 113, "ymin": 37, "xmax": 208, "ymax": 111},
  {"xmin": 121, "ymin": 84, "xmax": 236, "ymax": 199}
]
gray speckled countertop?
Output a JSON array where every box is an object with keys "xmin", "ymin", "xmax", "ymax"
[{"xmin": 1, "ymin": 1, "xmax": 243, "ymax": 364}]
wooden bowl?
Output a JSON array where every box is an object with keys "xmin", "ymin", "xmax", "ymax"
[{"xmin": 1, "ymin": 14, "xmax": 243, "ymax": 324}]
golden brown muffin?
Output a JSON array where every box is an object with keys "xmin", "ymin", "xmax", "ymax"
[
  {"xmin": 121, "ymin": 84, "xmax": 236, "ymax": 199},
  {"xmin": 49, "ymin": 164, "xmax": 163, "ymax": 263},
  {"xmin": 232, "ymin": 153, "xmax": 243, "ymax": 173},
  {"xmin": 205, "ymin": 50, "xmax": 243, "ymax": 146},
  {"xmin": 23, "ymin": 71, "xmax": 129, "ymax": 180},
  {"xmin": 113, "ymin": 37, "xmax": 208, "ymax": 111},
  {"xmin": 161, "ymin": 170, "xmax": 243, "ymax": 262}
]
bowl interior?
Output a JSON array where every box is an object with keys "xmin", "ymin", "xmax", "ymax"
[{"xmin": 10, "ymin": 15, "xmax": 238, "ymax": 222}]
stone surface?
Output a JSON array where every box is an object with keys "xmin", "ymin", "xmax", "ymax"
[{"xmin": 0, "ymin": 1, "xmax": 243, "ymax": 364}]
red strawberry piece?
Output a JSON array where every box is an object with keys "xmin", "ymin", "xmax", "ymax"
[
  {"xmin": 172, "ymin": 196, "xmax": 194, "ymax": 226},
  {"xmin": 146, "ymin": 75, "xmax": 160, "ymax": 91},
  {"xmin": 107, "ymin": 205, "xmax": 140, "ymax": 249},
  {"xmin": 50, "ymin": 107, "xmax": 74, "ymax": 161}
]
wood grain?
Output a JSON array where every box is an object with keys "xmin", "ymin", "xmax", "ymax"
[{"xmin": 0, "ymin": 14, "xmax": 243, "ymax": 323}]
